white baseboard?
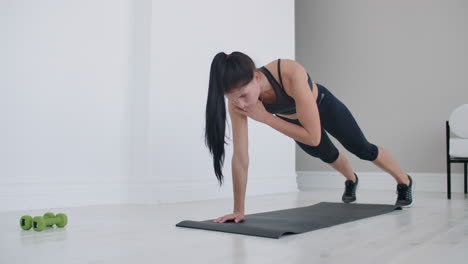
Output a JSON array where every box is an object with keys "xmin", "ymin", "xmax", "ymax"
[
  {"xmin": 2, "ymin": 172, "xmax": 463, "ymax": 212},
  {"xmin": 296, "ymin": 171, "xmax": 466, "ymax": 193},
  {"xmin": 0, "ymin": 175, "xmax": 298, "ymax": 212},
  {"xmin": 0, "ymin": 182, "xmax": 127, "ymax": 212}
]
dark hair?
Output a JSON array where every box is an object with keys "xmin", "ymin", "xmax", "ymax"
[{"xmin": 205, "ymin": 51, "xmax": 257, "ymax": 186}]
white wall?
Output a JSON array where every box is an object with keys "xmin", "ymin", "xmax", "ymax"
[
  {"xmin": 1, "ymin": 0, "xmax": 296, "ymax": 212},
  {"xmin": 1, "ymin": 0, "xmax": 132, "ymax": 211},
  {"xmin": 129, "ymin": 0, "xmax": 297, "ymax": 204}
]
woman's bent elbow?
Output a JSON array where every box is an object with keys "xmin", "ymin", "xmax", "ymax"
[{"xmin": 308, "ymin": 135, "xmax": 321, "ymax": 147}]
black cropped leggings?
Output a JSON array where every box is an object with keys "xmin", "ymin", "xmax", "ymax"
[{"xmin": 278, "ymin": 83, "xmax": 379, "ymax": 163}]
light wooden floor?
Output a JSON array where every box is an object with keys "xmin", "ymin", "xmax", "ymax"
[{"xmin": 1, "ymin": 189, "xmax": 467, "ymax": 264}]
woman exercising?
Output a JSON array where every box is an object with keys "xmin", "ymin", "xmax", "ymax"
[{"xmin": 205, "ymin": 51, "xmax": 414, "ymax": 224}]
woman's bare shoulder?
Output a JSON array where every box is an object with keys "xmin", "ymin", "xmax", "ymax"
[
  {"xmin": 280, "ymin": 59, "xmax": 306, "ymax": 76},
  {"xmin": 262, "ymin": 59, "xmax": 305, "ymax": 74}
]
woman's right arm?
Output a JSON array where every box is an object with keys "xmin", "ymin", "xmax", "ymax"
[{"xmin": 213, "ymin": 100, "xmax": 249, "ymax": 223}]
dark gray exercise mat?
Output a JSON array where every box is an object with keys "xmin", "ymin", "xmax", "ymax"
[{"xmin": 176, "ymin": 202, "xmax": 401, "ymax": 239}]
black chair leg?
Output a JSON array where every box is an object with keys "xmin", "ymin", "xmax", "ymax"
[
  {"xmin": 446, "ymin": 121, "xmax": 451, "ymax": 200},
  {"xmin": 447, "ymin": 162, "xmax": 451, "ymax": 199}
]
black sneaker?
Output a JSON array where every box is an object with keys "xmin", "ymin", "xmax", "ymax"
[
  {"xmin": 342, "ymin": 173, "xmax": 358, "ymax": 203},
  {"xmin": 395, "ymin": 175, "xmax": 414, "ymax": 208}
]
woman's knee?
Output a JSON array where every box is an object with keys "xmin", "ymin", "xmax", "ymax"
[
  {"xmin": 321, "ymin": 151, "xmax": 340, "ymax": 163},
  {"xmin": 354, "ymin": 144, "xmax": 379, "ymax": 161},
  {"xmin": 296, "ymin": 141, "xmax": 339, "ymax": 164}
]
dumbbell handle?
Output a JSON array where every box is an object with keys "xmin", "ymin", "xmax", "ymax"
[{"xmin": 37, "ymin": 217, "xmax": 61, "ymax": 226}]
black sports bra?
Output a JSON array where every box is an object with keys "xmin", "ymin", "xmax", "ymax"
[{"xmin": 258, "ymin": 59, "xmax": 314, "ymax": 115}]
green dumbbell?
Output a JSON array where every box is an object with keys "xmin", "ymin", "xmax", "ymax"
[
  {"xmin": 20, "ymin": 212, "xmax": 56, "ymax": 231},
  {"xmin": 32, "ymin": 213, "xmax": 68, "ymax": 231}
]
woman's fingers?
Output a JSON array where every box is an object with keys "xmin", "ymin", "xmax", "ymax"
[
  {"xmin": 213, "ymin": 216, "xmax": 227, "ymax": 223},
  {"xmin": 213, "ymin": 217, "xmax": 224, "ymax": 223},
  {"xmin": 213, "ymin": 214, "xmax": 242, "ymax": 223}
]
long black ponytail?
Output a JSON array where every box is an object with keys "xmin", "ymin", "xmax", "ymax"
[{"xmin": 205, "ymin": 51, "xmax": 256, "ymax": 186}]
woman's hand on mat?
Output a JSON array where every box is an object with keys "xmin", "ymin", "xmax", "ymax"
[
  {"xmin": 212, "ymin": 213, "xmax": 245, "ymax": 223},
  {"xmin": 234, "ymin": 100, "xmax": 272, "ymax": 123}
]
